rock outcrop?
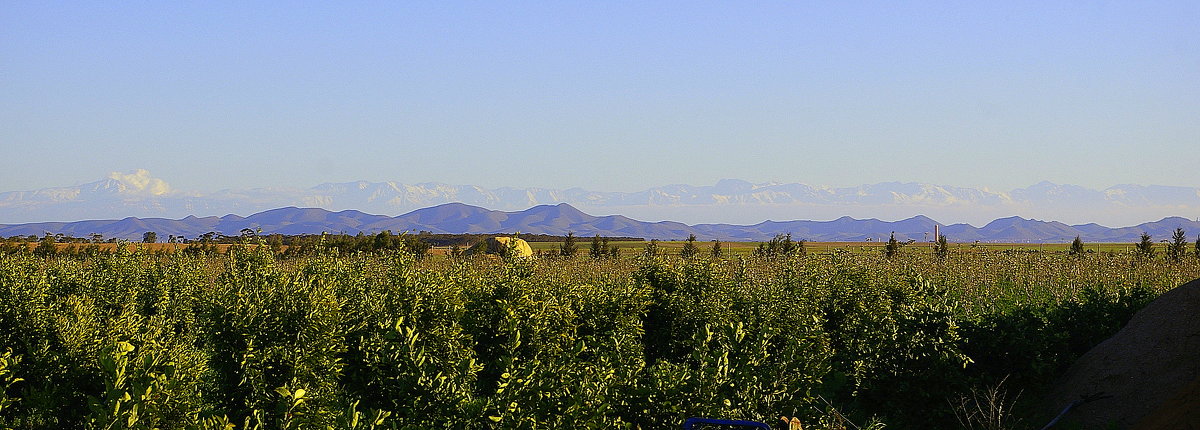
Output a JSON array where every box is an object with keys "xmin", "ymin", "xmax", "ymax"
[{"xmin": 1045, "ymin": 278, "xmax": 1200, "ymax": 428}]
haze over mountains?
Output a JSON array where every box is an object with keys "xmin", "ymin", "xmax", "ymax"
[
  {"xmin": 3, "ymin": 203, "xmax": 1199, "ymax": 244},
  {"xmin": 2, "ymin": 170, "xmax": 1199, "ymax": 227}
]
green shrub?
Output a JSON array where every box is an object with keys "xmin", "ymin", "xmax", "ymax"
[{"xmin": 0, "ymin": 245, "xmax": 1195, "ymax": 428}]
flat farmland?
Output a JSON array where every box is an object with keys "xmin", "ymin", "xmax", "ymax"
[
  {"xmin": 5, "ymin": 239, "xmax": 1145, "ymax": 257},
  {"xmin": 523, "ymin": 239, "xmax": 1142, "ymax": 256}
]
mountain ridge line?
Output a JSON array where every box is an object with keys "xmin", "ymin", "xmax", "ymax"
[
  {"xmin": 4, "ymin": 171, "xmax": 1200, "ymax": 227},
  {"xmin": 3, "ymin": 203, "xmax": 1198, "ymax": 243}
]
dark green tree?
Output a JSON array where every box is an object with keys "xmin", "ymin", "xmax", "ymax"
[
  {"xmin": 142, "ymin": 231, "xmax": 157, "ymax": 244},
  {"xmin": 1195, "ymin": 234, "xmax": 1200, "ymax": 259},
  {"xmin": 266, "ymin": 234, "xmax": 284, "ymax": 254},
  {"xmin": 401, "ymin": 236, "xmax": 431, "ymax": 259},
  {"xmin": 1135, "ymin": 232, "xmax": 1155, "ymax": 259},
  {"xmin": 710, "ymin": 240, "xmax": 722, "ymax": 258},
  {"xmin": 755, "ymin": 233, "xmax": 804, "ymax": 258},
  {"xmin": 1069, "ymin": 236, "xmax": 1085, "ymax": 256},
  {"xmin": 184, "ymin": 231, "xmax": 220, "ymax": 255},
  {"xmin": 680, "ymin": 234, "xmax": 699, "ymax": 258},
  {"xmin": 589, "ymin": 234, "xmax": 605, "ymax": 259},
  {"xmin": 33, "ymin": 233, "xmax": 56, "ymax": 257},
  {"xmin": 1168, "ymin": 228, "xmax": 1188, "ymax": 262},
  {"xmin": 559, "ymin": 232, "xmax": 578, "ymax": 257},
  {"xmin": 373, "ymin": 230, "xmax": 394, "ymax": 250},
  {"xmin": 934, "ymin": 234, "xmax": 949, "ymax": 259},
  {"xmin": 885, "ymin": 232, "xmax": 900, "ymax": 259}
]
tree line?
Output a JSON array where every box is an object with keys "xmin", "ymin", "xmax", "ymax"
[{"xmin": 9, "ymin": 228, "xmax": 1200, "ymax": 261}]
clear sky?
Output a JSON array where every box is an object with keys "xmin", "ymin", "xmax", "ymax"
[{"xmin": 2, "ymin": 1, "xmax": 1197, "ymax": 194}]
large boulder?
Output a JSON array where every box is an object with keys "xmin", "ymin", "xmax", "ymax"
[
  {"xmin": 1044, "ymin": 278, "xmax": 1200, "ymax": 429},
  {"xmin": 1134, "ymin": 376, "xmax": 1200, "ymax": 429},
  {"xmin": 464, "ymin": 236, "xmax": 533, "ymax": 258}
]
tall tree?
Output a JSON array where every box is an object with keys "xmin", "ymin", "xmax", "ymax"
[
  {"xmin": 1168, "ymin": 228, "xmax": 1188, "ymax": 262},
  {"xmin": 1069, "ymin": 236, "xmax": 1085, "ymax": 256},
  {"xmin": 590, "ymin": 234, "xmax": 604, "ymax": 259},
  {"xmin": 1135, "ymin": 232, "xmax": 1155, "ymax": 259},
  {"xmin": 559, "ymin": 232, "xmax": 578, "ymax": 257},
  {"xmin": 885, "ymin": 232, "xmax": 900, "ymax": 259},
  {"xmin": 710, "ymin": 240, "xmax": 722, "ymax": 258},
  {"xmin": 680, "ymin": 234, "xmax": 699, "ymax": 258}
]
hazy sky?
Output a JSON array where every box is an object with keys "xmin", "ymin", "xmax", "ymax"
[{"xmin": 3, "ymin": 2, "xmax": 1197, "ymax": 194}]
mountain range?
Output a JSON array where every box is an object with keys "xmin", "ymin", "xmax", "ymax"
[
  {"xmin": 2, "ymin": 170, "xmax": 1199, "ymax": 227},
  {"xmin": 2, "ymin": 169, "xmax": 1200, "ymax": 227},
  {"xmin": 3, "ymin": 203, "xmax": 1198, "ymax": 243}
]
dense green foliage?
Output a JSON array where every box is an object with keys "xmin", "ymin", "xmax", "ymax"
[
  {"xmin": 1135, "ymin": 232, "xmax": 1155, "ymax": 258},
  {"xmin": 1069, "ymin": 236, "xmax": 1084, "ymax": 256},
  {"xmin": 559, "ymin": 233, "xmax": 578, "ymax": 258},
  {"xmin": 884, "ymin": 234, "xmax": 899, "ymax": 259},
  {"xmin": 679, "ymin": 235, "xmax": 699, "ymax": 259},
  {"xmin": 0, "ymin": 244, "xmax": 1197, "ymax": 429},
  {"xmin": 753, "ymin": 234, "xmax": 805, "ymax": 258},
  {"xmin": 1168, "ymin": 228, "xmax": 1188, "ymax": 262},
  {"xmin": 588, "ymin": 235, "xmax": 620, "ymax": 260},
  {"xmin": 935, "ymin": 235, "xmax": 949, "ymax": 259}
]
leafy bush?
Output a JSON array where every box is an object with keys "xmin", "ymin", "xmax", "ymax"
[{"xmin": 0, "ymin": 245, "xmax": 1195, "ymax": 428}]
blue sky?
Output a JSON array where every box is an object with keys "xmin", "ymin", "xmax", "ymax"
[{"xmin": 2, "ymin": 2, "xmax": 1197, "ymax": 194}]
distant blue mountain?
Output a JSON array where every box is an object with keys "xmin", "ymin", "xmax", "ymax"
[
  {"xmin": 2, "ymin": 203, "xmax": 1198, "ymax": 243},
  {"xmin": 3, "ymin": 170, "xmax": 1200, "ymax": 227}
]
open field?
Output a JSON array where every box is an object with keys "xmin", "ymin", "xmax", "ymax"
[
  {"xmin": 523, "ymin": 240, "xmax": 1142, "ymax": 256},
  {"xmin": 4, "ymin": 239, "xmax": 1150, "ymax": 257}
]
